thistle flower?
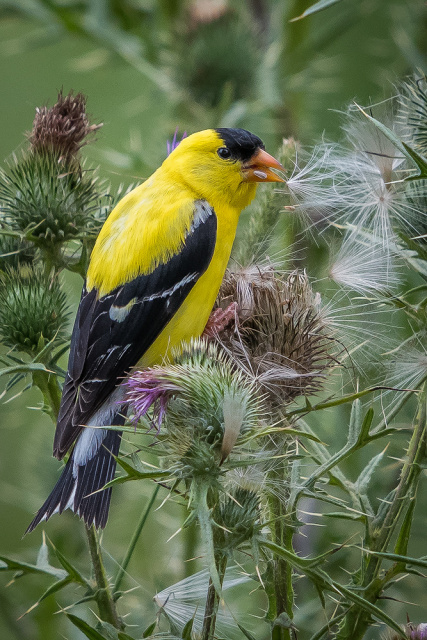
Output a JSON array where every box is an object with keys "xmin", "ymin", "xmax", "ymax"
[
  {"xmin": 408, "ymin": 624, "xmax": 427, "ymax": 639},
  {"xmin": 388, "ymin": 623, "xmax": 427, "ymax": 640},
  {"xmin": 29, "ymin": 90, "xmax": 101, "ymax": 162},
  {"xmin": 215, "ymin": 266, "xmax": 339, "ymax": 405},
  {"xmin": 0, "ymin": 264, "xmax": 69, "ymax": 355},
  {"xmin": 167, "ymin": 128, "xmax": 187, "ymax": 156},
  {"xmin": 154, "ymin": 566, "xmax": 251, "ymax": 639},
  {"xmin": 126, "ymin": 339, "xmax": 261, "ymax": 476}
]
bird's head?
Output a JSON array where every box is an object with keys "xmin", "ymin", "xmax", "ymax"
[{"xmin": 161, "ymin": 128, "xmax": 285, "ymax": 211}]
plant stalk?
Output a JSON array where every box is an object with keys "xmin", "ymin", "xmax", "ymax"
[
  {"xmin": 201, "ymin": 553, "xmax": 228, "ymax": 640},
  {"xmin": 337, "ymin": 385, "xmax": 427, "ymax": 640},
  {"xmin": 114, "ymin": 484, "xmax": 160, "ymax": 593},
  {"xmin": 266, "ymin": 439, "xmax": 294, "ymax": 640},
  {"xmin": 86, "ymin": 525, "xmax": 124, "ymax": 630}
]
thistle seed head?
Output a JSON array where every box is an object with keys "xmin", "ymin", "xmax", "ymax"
[
  {"xmin": 29, "ymin": 90, "xmax": 101, "ymax": 162},
  {"xmin": 0, "ymin": 265, "xmax": 69, "ymax": 355},
  {"xmin": 215, "ymin": 266, "xmax": 338, "ymax": 405}
]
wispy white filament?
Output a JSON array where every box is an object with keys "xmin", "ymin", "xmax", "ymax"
[
  {"xmin": 284, "ymin": 107, "xmax": 427, "ymax": 246},
  {"xmin": 329, "ymin": 234, "xmax": 399, "ymax": 295}
]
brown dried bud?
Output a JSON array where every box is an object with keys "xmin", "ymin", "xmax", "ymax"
[
  {"xmin": 29, "ymin": 90, "xmax": 102, "ymax": 162},
  {"xmin": 214, "ymin": 265, "xmax": 339, "ymax": 405}
]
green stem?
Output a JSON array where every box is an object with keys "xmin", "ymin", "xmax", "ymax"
[
  {"xmin": 32, "ymin": 370, "xmax": 62, "ymax": 421},
  {"xmin": 197, "ymin": 480, "xmax": 227, "ymax": 640},
  {"xmin": 337, "ymin": 386, "xmax": 427, "ymax": 640},
  {"xmin": 114, "ymin": 484, "xmax": 160, "ymax": 593},
  {"xmin": 86, "ymin": 525, "xmax": 124, "ymax": 630},
  {"xmin": 266, "ymin": 441, "xmax": 294, "ymax": 640},
  {"xmin": 201, "ymin": 553, "xmax": 228, "ymax": 640},
  {"xmin": 183, "ymin": 518, "xmax": 199, "ymax": 577}
]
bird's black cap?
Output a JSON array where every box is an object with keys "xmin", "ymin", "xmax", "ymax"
[{"xmin": 215, "ymin": 128, "xmax": 265, "ymax": 162}]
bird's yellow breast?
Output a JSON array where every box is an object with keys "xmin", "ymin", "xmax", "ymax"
[{"xmin": 139, "ymin": 203, "xmax": 239, "ymax": 367}]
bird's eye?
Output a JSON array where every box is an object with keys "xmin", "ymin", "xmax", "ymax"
[{"xmin": 217, "ymin": 147, "xmax": 232, "ymax": 160}]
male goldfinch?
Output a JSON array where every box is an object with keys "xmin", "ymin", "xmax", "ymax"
[{"xmin": 27, "ymin": 128, "xmax": 284, "ymax": 532}]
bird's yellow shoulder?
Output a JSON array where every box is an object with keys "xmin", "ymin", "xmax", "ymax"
[{"xmin": 86, "ymin": 173, "xmax": 197, "ymax": 296}]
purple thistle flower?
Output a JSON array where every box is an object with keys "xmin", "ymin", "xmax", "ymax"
[
  {"xmin": 126, "ymin": 369, "xmax": 179, "ymax": 429},
  {"xmin": 167, "ymin": 127, "xmax": 187, "ymax": 156},
  {"xmin": 408, "ymin": 624, "xmax": 427, "ymax": 639}
]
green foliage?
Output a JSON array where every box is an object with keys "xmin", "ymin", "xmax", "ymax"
[
  {"xmin": 0, "ymin": 4, "xmax": 427, "ymax": 638},
  {"xmin": 0, "ymin": 264, "xmax": 69, "ymax": 355},
  {"xmin": 0, "ymin": 151, "xmax": 104, "ymax": 249}
]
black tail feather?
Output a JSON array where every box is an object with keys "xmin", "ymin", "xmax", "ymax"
[{"xmin": 26, "ymin": 426, "xmax": 122, "ymax": 534}]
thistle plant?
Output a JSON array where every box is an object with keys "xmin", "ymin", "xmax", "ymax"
[
  {"xmin": 0, "ymin": 91, "xmax": 106, "ymax": 275},
  {"xmin": 2, "ymin": 78, "xmax": 427, "ymax": 640},
  {"xmin": 0, "ymin": 264, "xmax": 68, "ymax": 355}
]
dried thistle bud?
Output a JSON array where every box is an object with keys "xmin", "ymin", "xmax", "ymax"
[
  {"xmin": 0, "ymin": 265, "xmax": 69, "ymax": 355},
  {"xmin": 215, "ymin": 266, "xmax": 338, "ymax": 405},
  {"xmin": 29, "ymin": 90, "xmax": 102, "ymax": 162}
]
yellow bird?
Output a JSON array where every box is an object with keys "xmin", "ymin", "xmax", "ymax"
[{"xmin": 27, "ymin": 127, "xmax": 284, "ymax": 532}]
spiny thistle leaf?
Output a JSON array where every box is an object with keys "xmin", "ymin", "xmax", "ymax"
[
  {"xmin": 0, "ymin": 264, "xmax": 69, "ymax": 355},
  {"xmin": 64, "ymin": 614, "xmax": 110, "ymax": 640}
]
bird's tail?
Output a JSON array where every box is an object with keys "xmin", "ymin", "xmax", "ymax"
[{"xmin": 26, "ymin": 422, "xmax": 123, "ymax": 533}]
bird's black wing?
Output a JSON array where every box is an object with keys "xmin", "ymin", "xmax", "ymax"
[{"xmin": 54, "ymin": 201, "xmax": 217, "ymax": 458}]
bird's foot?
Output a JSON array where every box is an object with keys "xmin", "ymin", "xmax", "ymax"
[{"xmin": 203, "ymin": 302, "xmax": 238, "ymax": 338}]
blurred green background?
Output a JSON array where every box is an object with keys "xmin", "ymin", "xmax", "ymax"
[{"xmin": 0, "ymin": 1, "xmax": 426, "ymax": 639}]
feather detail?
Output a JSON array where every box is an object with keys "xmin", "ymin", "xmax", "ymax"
[{"xmin": 26, "ymin": 422, "xmax": 123, "ymax": 532}]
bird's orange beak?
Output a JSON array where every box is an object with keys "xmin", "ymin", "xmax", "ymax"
[{"xmin": 242, "ymin": 149, "xmax": 285, "ymax": 183}]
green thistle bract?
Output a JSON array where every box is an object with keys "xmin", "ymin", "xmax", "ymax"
[
  {"xmin": 0, "ymin": 265, "xmax": 69, "ymax": 355},
  {"xmin": 0, "ymin": 151, "xmax": 102, "ymax": 249},
  {"xmin": 219, "ymin": 486, "xmax": 260, "ymax": 550},
  {"xmin": 0, "ymin": 231, "xmax": 35, "ymax": 270},
  {"xmin": 127, "ymin": 339, "xmax": 261, "ymax": 478}
]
